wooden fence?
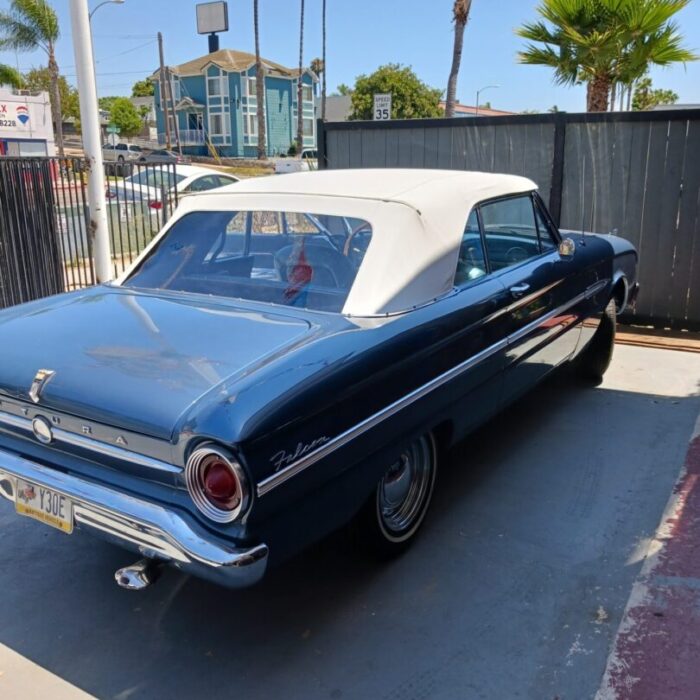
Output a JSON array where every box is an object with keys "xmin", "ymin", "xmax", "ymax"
[{"xmin": 318, "ymin": 110, "xmax": 700, "ymax": 330}]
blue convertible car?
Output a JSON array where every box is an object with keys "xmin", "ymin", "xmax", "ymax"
[{"xmin": 0, "ymin": 170, "xmax": 638, "ymax": 590}]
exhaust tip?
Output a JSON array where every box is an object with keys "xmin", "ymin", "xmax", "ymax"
[{"xmin": 115, "ymin": 558, "xmax": 162, "ymax": 590}]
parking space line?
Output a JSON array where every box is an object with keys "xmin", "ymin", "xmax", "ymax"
[{"xmin": 0, "ymin": 643, "xmax": 96, "ymax": 700}]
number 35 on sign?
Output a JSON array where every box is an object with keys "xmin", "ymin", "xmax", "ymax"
[{"xmin": 373, "ymin": 93, "xmax": 392, "ymax": 120}]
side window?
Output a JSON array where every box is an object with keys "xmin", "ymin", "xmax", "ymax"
[
  {"xmin": 480, "ymin": 195, "xmax": 541, "ymax": 271},
  {"xmin": 534, "ymin": 201, "xmax": 558, "ymax": 251},
  {"xmin": 187, "ymin": 175, "xmax": 221, "ymax": 192},
  {"xmin": 454, "ymin": 209, "xmax": 487, "ymax": 286}
]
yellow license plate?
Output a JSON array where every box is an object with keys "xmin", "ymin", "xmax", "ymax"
[{"xmin": 15, "ymin": 479, "xmax": 73, "ymax": 534}]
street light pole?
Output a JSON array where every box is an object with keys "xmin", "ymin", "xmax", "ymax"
[
  {"xmin": 69, "ymin": 0, "xmax": 112, "ymax": 283},
  {"xmin": 475, "ymin": 84, "xmax": 500, "ymax": 117},
  {"xmin": 89, "ymin": 0, "xmax": 124, "ymax": 21}
]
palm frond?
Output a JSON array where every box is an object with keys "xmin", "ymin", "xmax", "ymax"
[
  {"xmin": 0, "ymin": 62, "xmax": 23, "ymax": 88},
  {"xmin": 12, "ymin": 0, "xmax": 59, "ymax": 43},
  {"xmin": 0, "ymin": 12, "xmax": 43, "ymax": 51}
]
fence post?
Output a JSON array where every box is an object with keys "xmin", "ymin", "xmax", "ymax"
[
  {"xmin": 548, "ymin": 113, "xmax": 567, "ymax": 228},
  {"xmin": 317, "ymin": 118, "xmax": 327, "ymax": 170}
]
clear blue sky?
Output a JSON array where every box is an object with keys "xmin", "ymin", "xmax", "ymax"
[{"xmin": 1, "ymin": 0, "xmax": 699, "ymax": 111}]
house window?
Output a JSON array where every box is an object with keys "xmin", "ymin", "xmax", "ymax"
[
  {"xmin": 206, "ymin": 70, "xmax": 229, "ymax": 99},
  {"xmin": 247, "ymin": 77, "xmax": 257, "ymax": 102},
  {"xmin": 207, "ymin": 76, "xmax": 221, "ymax": 97},
  {"xmin": 302, "ymin": 84, "xmax": 313, "ymax": 103},
  {"xmin": 247, "ymin": 114, "xmax": 258, "ymax": 136},
  {"xmin": 303, "ymin": 118, "xmax": 314, "ymax": 136},
  {"xmin": 209, "ymin": 113, "xmax": 224, "ymax": 136}
]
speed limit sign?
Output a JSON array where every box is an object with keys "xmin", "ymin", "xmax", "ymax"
[{"xmin": 373, "ymin": 93, "xmax": 392, "ymax": 120}]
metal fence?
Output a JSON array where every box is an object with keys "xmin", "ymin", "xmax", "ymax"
[
  {"xmin": 318, "ymin": 109, "xmax": 700, "ymax": 330},
  {"xmin": 0, "ymin": 157, "xmax": 178, "ymax": 309}
]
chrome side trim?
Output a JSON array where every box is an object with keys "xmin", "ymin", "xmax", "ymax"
[
  {"xmin": 0, "ymin": 410, "xmax": 181, "ymax": 475},
  {"xmin": 257, "ymin": 336, "xmax": 508, "ymax": 497},
  {"xmin": 0, "ymin": 449, "xmax": 268, "ymax": 589},
  {"xmin": 257, "ymin": 282, "xmax": 610, "ymax": 497}
]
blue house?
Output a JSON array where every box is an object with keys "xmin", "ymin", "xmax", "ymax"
[{"xmin": 153, "ymin": 49, "xmax": 317, "ymax": 158}]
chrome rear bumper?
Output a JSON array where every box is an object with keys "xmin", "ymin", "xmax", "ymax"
[{"xmin": 0, "ymin": 447, "xmax": 268, "ymax": 589}]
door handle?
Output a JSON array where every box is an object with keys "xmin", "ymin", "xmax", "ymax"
[{"xmin": 509, "ymin": 283, "xmax": 530, "ymax": 298}]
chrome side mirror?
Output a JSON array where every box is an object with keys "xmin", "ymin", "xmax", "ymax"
[{"xmin": 559, "ymin": 238, "xmax": 576, "ymax": 258}]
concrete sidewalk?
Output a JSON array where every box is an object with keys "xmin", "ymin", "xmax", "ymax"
[{"xmin": 597, "ymin": 414, "xmax": 700, "ymax": 699}]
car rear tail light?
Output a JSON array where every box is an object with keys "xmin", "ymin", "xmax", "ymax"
[
  {"xmin": 148, "ymin": 200, "xmax": 163, "ymax": 210},
  {"xmin": 186, "ymin": 446, "xmax": 250, "ymax": 523}
]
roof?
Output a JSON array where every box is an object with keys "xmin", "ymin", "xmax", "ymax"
[
  {"xmin": 439, "ymin": 101, "xmax": 516, "ymax": 117},
  {"xmin": 155, "ymin": 49, "xmax": 313, "ymax": 80},
  {"xmin": 214, "ymin": 169, "xmax": 535, "ymax": 210},
  {"xmin": 316, "ymin": 94, "xmax": 352, "ymax": 121},
  {"xmin": 120, "ymin": 169, "xmax": 537, "ymax": 317}
]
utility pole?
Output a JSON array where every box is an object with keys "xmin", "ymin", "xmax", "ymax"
[
  {"xmin": 158, "ymin": 32, "xmax": 172, "ymax": 150},
  {"xmin": 69, "ymin": 0, "xmax": 112, "ymax": 283}
]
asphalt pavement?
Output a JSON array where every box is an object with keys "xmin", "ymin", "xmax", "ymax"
[{"xmin": 1, "ymin": 344, "xmax": 699, "ymax": 700}]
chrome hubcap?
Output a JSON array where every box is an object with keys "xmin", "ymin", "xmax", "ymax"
[{"xmin": 378, "ymin": 435, "xmax": 434, "ymax": 535}]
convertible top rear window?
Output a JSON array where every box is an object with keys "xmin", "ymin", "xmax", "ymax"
[{"xmin": 123, "ymin": 211, "xmax": 373, "ymax": 313}]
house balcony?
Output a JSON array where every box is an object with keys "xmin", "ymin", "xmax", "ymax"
[{"xmin": 158, "ymin": 130, "xmax": 206, "ymax": 147}]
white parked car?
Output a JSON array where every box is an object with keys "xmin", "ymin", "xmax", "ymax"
[
  {"xmin": 106, "ymin": 165, "xmax": 240, "ymax": 210},
  {"xmin": 274, "ymin": 149, "xmax": 318, "ymax": 174}
]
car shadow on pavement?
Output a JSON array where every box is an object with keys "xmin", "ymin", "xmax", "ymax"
[{"xmin": 1, "ymin": 353, "xmax": 699, "ymax": 700}]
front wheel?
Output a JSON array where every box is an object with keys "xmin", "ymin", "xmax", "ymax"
[
  {"xmin": 576, "ymin": 297, "xmax": 616, "ymax": 384},
  {"xmin": 353, "ymin": 432, "xmax": 438, "ymax": 558}
]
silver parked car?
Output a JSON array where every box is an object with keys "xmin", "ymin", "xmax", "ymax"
[{"xmin": 102, "ymin": 142, "xmax": 143, "ymax": 163}]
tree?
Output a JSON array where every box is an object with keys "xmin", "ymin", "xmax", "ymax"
[
  {"xmin": 336, "ymin": 83, "xmax": 352, "ymax": 96},
  {"xmin": 444, "ymin": 0, "xmax": 472, "ymax": 118},
  {"xmin": 348, "ymin": 64, "xmax": 443, "ymax": 120},
  {"xmin": 98, "ymin": 95, "xmax": 119, "ymax": 113},
  {"xmin": 517, "ymin": 0, "xmax": 697, "ymax": 112},
  {"xmin": 108, "ymin": 97, "xmax": 142, "ymax": 138},
  {"xmin": 138, "ymin": 104, "xmax": 151, "ymax": 127},
  {"xmin": 131, "ymin": 78, "xmax": 154, "ymax": 97},
  {"xmin": 632, "ymin": 77, "xmax": 678, "ymax": 111},
  {"xmin": 0, "ymin": 63, "xmax": 22, "ymax": 88},
  {"xmin": 0, "ymin": 0, "xmax": 65, "ymax": 154},
  {"xmin": 253, "ymin": 0, "xmax": 266, "ymax": 159},
  {"xmin": 23, "ymin": 67, "xmax": 79, "ymax": 120},
  {"xmin": 297, "ymin": 0, "xmax": 305, "ymax": 151},
  {"xmin": 310, "ymin": 58, "xmax": 324, "ymax": 78}
]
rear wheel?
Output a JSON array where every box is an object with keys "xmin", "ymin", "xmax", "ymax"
[
  {"xmin": 576, "ymin": 297, "xmax": 616, "ymax": 384},
  {"xmin": 353, "ymin": 432, "xmax": 437, "ymax": 558}
]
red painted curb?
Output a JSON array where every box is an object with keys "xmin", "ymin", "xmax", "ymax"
[{"xmin": 597, "ymin": 419, "xmax": 700, "ymax": 699}]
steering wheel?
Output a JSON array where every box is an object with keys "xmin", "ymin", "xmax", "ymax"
[
  {"xmin": 505, "ymin": 246, "xmax": 528, "ymax": 264},
  {"xmin": 343, "ymin": 222, "xmax": 372, "ymax": 258}
]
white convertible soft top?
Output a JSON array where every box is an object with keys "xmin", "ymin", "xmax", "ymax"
[{"xmin": 122, "ymin": 169, "xmax": 537, "ymax": 316}]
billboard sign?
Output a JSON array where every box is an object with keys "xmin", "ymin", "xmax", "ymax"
[{"xmin": 196, "ymin": 1, "xmax": 229, "ymax": 34}]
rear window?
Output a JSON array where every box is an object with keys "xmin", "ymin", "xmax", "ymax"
[
  {"xmin": 123, "ymin": 211, "xmax": 373, "ymax": 313},
  {"xmin": 126, "ymin": 170, "xmax": 187, "ymax": 188}
]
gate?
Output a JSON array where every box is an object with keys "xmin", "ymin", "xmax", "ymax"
[{"xmin": 0, "ymin": 157, "xmax": 179, "ymax": 310}]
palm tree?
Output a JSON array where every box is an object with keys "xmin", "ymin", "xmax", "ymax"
[
  {"xmin": 321, "ymin": 0, "xmax": 327, "ymax": 121},
  {"xmin": 444, "ymin": 0, "xmax": 472, "ymax": 118},
  {"xmin": 297, "ymin": 0, "xmax": 305, "ymax": 151},
  {"xmin": 0, "ymin": 0, "xmax": 64, "ymax": 154},
  {"xmin": 0, "ymin": 63, "xmax": 22, "ymax": 88},
  {"xmin": 253, "ymin": 0, "xmax": 266, "ymax": 160},
  {"xmin": 517, "ymin": 0, "xmax": 697, "ymax": 112}
]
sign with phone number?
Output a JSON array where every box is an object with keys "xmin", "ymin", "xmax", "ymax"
[{"xmin": 0, "ymin": 119, "xmax": 18, "ymax": 128}]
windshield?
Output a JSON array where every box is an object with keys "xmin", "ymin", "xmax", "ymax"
[
  {"xmin": 126, "ymin": 170, "xmax": 187, "ymax": 188},
  {"xmin": 123, "ymin": 210, "xmax": 373, "ymax": 313}
]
